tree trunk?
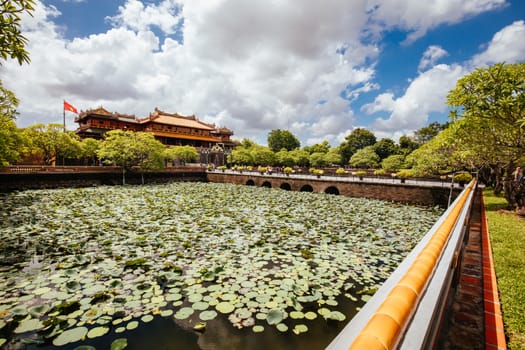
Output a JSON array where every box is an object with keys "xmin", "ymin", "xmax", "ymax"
[{"xmin": 122, "ymin": 167, "xmax": 126, "ymax": 186}]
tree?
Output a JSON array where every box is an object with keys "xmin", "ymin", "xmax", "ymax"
[
  {"xmin": 267, "ymin": 129, "xmax": 300, "ymax": 152},
  {"xmin": 414, "ymin": 121, "xmax": 449, "ymax": 145},
  {"xmin": 381, "ymin": 154, "xmax": 406, "ymax": 172},
  {"xmin": 349, "ymin": 146, "xmax": 380, "ymax": 169},
  {"xmin": 165, "ymin": 145, "xmax": 198, "ymax": 165},
  {"xmin": 23, "ymin": 124, "xmax": 82, "ymax": 165},
  {"xmin": 309, "ymin": 152, "xmax": 327, "ymax": 167},
  {"xmin": 230, "ymin": 147, "xmax": 254, "ymax": 165},
  {"xmin": 288, "ymin": 149, "xmax": 310, "ymax": 167},
  {"xmin": 398, "ymin": 135, "xmax": 419, "ymax": 154},
  {"xmin": 0, "ymin": 81, "xmax": 24, "ymax": 166},
  {"xmin": 251, "ymin": 145, "xmax": 276, "ymax": 166},
  {"xmin": 0, "ymin": 0, "xmax": 35, "ymax": 65},
  {"xmin": 97, "ymin": 130, "xmax": 165, "ymax": 185},
  {"xmin": 80, "ymin": 138, "xmax": 100, "ymax": 165},
  {"xmin": 324, "ymin": 147, "xmax": 343, "ymax": 165},
  {"xmin": 275, "ymin": 149, "xmax": 295, "ymax": 167},
  {"xmin": 447, "ymin": 63, "xmax": 524, "ymax": 206},
  {"xmin": 373, "ymin": 138, "xmax": 398, "ymax": 160},
  {"xmin": 339, "ymin": 128, "xmax": 376, "ymax": 164},
  {"xmin": 302, "ymin": 140, "xmax": 330, "ymax": 154}
]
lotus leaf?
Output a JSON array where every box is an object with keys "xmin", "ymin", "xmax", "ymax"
[
  {"xmin": 14, "ymin": 318, "xmax": 44, "ymax": 333},
  {"xmin": 73, "ymin": 346, "xmax": 95, "ymax": 350},
  {"xmin": 215, "ymin": 302, "xmax": 234, "ymax": 314},
  {"xmin": 87, "ymin": 326, "xmax": 109, "ymax": 338},
  {"xmin": 52, "ymin": 326, "xmax": 88, "ymax": 346},
  {"xmin": 174, "ymin": 307, "xmax": 194, "ymax": 320},
  {"xmin": 126, "ymin": 321, "xmax": 139, "ymax": 330},
  {"xmin": 111, "ymin": 338, "xmax": 128, "ymax": 350},
  {"xmin": 325, "ymin": 311, "xmax": 346, "ymax": 321},
  {"xmin": 266, "ymin": 309, "xmax": 284, "ymax": 325},
  {"xmin": 193, "ymin": 322, "xmax": 206, "ymax": 331},
  {"xmin": 199, "ymin": 310, "xmax": 217, "ymax": 321},
  {"xmin": 276, "ymin": 323, "xmax": 288, "ymax": 332},
  {"xmin": 252, "ymin": 325, "xmax": 264, "ymax": 333},
  {"xmin": 292, "ymin": 324, "xmax": 308, "ymax": 335},
  {"xmin": 141, "ymin": 315, "xmax": 154, "ymax": 323}
]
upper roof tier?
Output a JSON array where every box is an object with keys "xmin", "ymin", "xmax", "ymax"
[{"xmin": 76, "ymin": 107, "xmax": 233, "ymax": 135}]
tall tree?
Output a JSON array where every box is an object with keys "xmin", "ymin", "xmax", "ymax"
[
  {"xmin": 447, "ymin": 62, "xmax": 525, "ymax": 206},
  {"xmin": 0, "ymin": 81, "xmax": 25, "ymax": 166},
  {"xmin": 373, "ymin": 138, "xmax": 398, "ymax": 160},
  {"xmin": 165, "ymin": 145, "xmax": 198, "ymax": 165},
  {"xmin": 302, "ymin": 140, "xmax": 330, "ymax": 154},
  {"xmin": 414, "ymin": 121, "xmax": 449, "ymax": 145},
  {"xmin": 267, "ymin": 129, "xmax": 300, "ymax": 152},
  {"xmin": 339, "ymin": 128, "xmax": 376, "ymax": 164}
]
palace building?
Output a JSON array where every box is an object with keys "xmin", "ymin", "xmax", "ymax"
[{"xmin": 75, "ymin": 107, "xmax": 235, "ymax": 164}]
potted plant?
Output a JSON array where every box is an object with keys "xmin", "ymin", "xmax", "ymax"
[
  {"xmin": 218, "ymin": 165, "xmax": 227, "ymax": 172},
  {"xmin": 284, "ymin": 167, "xmax": 293, "ymax": 176},
  {"xmin": 354, "ymin": 170, "xmax": 367, "ymax": 180},
  {"xmin": 374, "ymin": 169, "xmax": 386, "ymax": 177},
  {"xmin": 258, "ymin": 166, "xmax": 267, "ymax": 174},
  {"xmin": 335, "ymin": 168, "xmax": 346, "ymax": 176},
  {"xmin": 453, "ymin": 172, "xmax": 473, "ymax": 187},
  {"xmin": 315, "ymin": 169, "xmax": 324, "ymax": 178},
  {"xmin": 396, "ymin": 169, "xmax": 413, "ymax": 183}
]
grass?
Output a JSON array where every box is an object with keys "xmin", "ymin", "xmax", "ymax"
[{"xmin": 483, "ymin": 189, "xmax": 525, "ymax": 350}]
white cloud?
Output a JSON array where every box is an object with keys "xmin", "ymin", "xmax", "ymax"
[
  {"xmin": 367, "ymin": 0, "xmax": 507, "ymax": 43},
  {"xmin": 367, "ymin": 64, "xmax": 466, "ymax": 132},
  {"xmin": 0, "ymin": 0, "xmax": 520, "ymax": 145},
  {"xmin": 419, "ymin": 45, "xmax": 448, "ymax": 71},
  {"xmin": 470, "ymin": 20, "xmax": 525, "ymax": 67},
  {"xmin": 107, "ymin": 0, "xmax": 183, "ymax": 35}
]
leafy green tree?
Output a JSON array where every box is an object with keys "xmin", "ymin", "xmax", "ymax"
[
  {"xmin": 275, "ymin": 149, "xmax": 295, "ymax": 167},
  {"xmin": 309, "ymin": 152, "xmax": 327, "ymax": 167},
  {"xmin": 323, "ymin": 148, "xmax": 342, "ymax": 165},
  {"xmin": 339, "ymin": 128, "xmax": 376, "ymax": 164},
  {"xmin": 288, "ymin": 149, "xmax": 310, "ymax": 167},
  {"xmin": 251, "ymin": 145, "xmax": 276, "ymax": 166},
  {"xmin": 349, "ymin": 146, "xmax": 380, "ymax": 169},
  {"xmin": 97, "ymin": 130, "xmax": 165, "ymax": 185},
  {"xmin": 0, "ymin": 81, "xmax": 25, "ymax": 166},
  {"xmin": 373, "ymin": 138, "xmax": 398, "ymax": 160},
  {"xmin": 165, "ymin": 145, "xmax": 198, "ymax": 165},
  {"xmin": 381, "ymin": 154, "xmax": 406, "ymax": 172},
  {"xmin": 80, "ymin": 138, "xmax": 100, "ymax": 165},
  {"xmin": 398, "ymin": 135, "xmax": 419, "ymax": 154},
  {"xmin": 302, "ymin": 140, "xmax": 330, "ymax": 154},
  {"xmin": 0, "ymin": 0, "xmax": 35, "ymax": 65},
  {"xmin": 230, "ymin": 147, "xmax": 254, "ymax": 165},
  {"xmin": 23, "ymin": 124, "xmax": 82, "ymax": 165},
  {"xmin": 447, "ymin": 62, "xmax": 525, "ymax": 205},
  {"xmin": 414, "ymin": 121, "xmax": 448, "ymax": 145},
  {"xmin": 267, "ymin": 129, "xmax": 300, "ymax": 152}
]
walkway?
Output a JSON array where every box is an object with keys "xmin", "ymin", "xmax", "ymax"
[{"xmin": 438, "ymin": 189, "xmax": 506, "ymax": 349}]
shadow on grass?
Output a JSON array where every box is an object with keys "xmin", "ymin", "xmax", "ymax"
[{"xmin": 482, "ymin": 188, "xmax": 512, "ymax": 212}]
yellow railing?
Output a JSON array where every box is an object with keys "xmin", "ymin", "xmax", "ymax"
[{"xmin": 340, "ymin": 180, "xmax": 474, "ymax": 350}]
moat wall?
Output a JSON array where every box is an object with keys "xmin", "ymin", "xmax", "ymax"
[{"xmin": 207, "ymin": 172, "xmax": 460, "ymax": 207}]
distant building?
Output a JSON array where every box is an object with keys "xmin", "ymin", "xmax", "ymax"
[{"xmin": 75, "ymin": 107, "xmax": 235, "ymax": 165}]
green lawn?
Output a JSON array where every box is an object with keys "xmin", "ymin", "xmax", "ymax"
[{"xmin": 484, "ymin": 189, "xmax": 525, "ymax": 350}]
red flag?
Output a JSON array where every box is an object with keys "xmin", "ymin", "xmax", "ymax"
[{"xmin": 64, "ymin": 100, "xmax": 78, "ymax": 114}]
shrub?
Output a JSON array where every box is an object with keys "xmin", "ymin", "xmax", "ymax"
[
  {"xmin": 283, "ymin": 167, "xmax": 293, "ymax": 174},
  {"xmin": 335, "ymin": 168, "xmax": 346, "ymax": 175},
  {"xmin": 396, "ymin": 169, "xmax": 415, "ymax": 179},
  {"xmin": 454, "ymin": 172, "xmax": 473, "ymax": 183},
  {"xmin": 374, "ymin": 169, "xmax": 386, "ymax": 176}
]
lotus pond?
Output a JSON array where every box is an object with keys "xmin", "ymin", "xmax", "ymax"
[{"xmin": 0, "ymin": 182, "xmax": 443, "ymax": 349}]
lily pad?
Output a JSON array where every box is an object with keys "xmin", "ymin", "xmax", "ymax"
[
  {"xmin": 266, "ymin": 309, "xmax": 284, "ymax": 325},
  {"xmin": 111, "ymin": 338, "xmax": 128, "ymax": 350},
  {"xmin": 215, "ymin": 302, "xmax": 235, "ymax": 314},
  {"xmin": 53, "ymin": 326, "xmax": 88, "ymax": 346},
  {"xmin": 14, "ymin": 318, "xmax": 44, "ymax": 333},
  {"xmin": 87, "ymin": 326, "xmax": 109, "ymax": 338}
]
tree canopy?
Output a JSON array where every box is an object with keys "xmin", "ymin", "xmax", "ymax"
[
  {"xmin": 0, "ymin": 0, "xmax": 35, "ymax": 65},
  {"xmin": 267, "ymin": 129, "xmax": 300, "ymax": 152},
  {"xmin": 339, "ymin": 128, "xmax": 377, "ymax": 164}
]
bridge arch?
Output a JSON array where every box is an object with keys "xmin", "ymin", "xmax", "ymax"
[
  {"xmin": 300, "ymin": 184, "xmax": 314, "ymax": 192},
  {"xmin": 262, "ymin": 181, "xmax": 272, "ymax": 188},
  {"xmin": 280, "ymin": 183, "xmax": 291, "ymax": 191},
  {"xmin": 246, "ymin": 179, "xmax": 255, "ymax": 186},
  {"xmin": 325, "ymin": 186, "xmax": 340, "ymax": 195}
]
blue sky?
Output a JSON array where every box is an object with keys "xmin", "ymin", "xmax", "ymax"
[{"xmin": 2, "ymin": 0, "xmax": 524, "ymax": 146}]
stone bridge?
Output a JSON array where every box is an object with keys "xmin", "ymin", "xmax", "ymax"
[{"xmin": 207, "ymin": 171, "xmax": 461, "ymax": 207}]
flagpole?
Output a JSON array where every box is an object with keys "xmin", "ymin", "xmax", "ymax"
[{"xmin": 63, "ymin": 100, "xmax": 66, "ymax": 132}]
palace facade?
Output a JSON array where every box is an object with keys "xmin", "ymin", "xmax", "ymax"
[{"xmin": 75, "ymin": 107, "xmax": 235, "ymax": 164}]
